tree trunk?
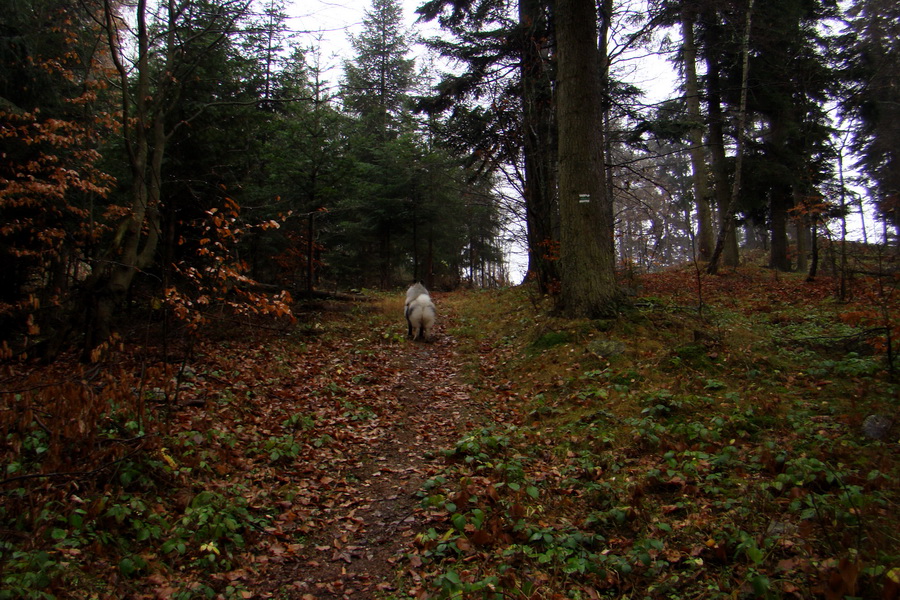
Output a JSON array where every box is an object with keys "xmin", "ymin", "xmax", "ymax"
[
  {"xmin": 682, "ymin": 7, "xmax": 714, "ymax": 261},
  {"xmin": 767, "ymin": 110, "xmax": 794, "ymax": 272},
  {"xmin": 307, "ymin": 213, "xmax": 315, "ymax": 293},
  {"xmin": 87, "ymin": 117, "xmax": 164, "ymax": 352},
  {"xmin": 702, "ymin": 8, "xmax": 740, "ymax": 267},
  {"xmin": 708, "ymin": 0, "xmax": 755, "ymax": 275},
  {"xmin": 426, "ymin": 225, "xmax": 434, "ymax": 290},
  {"xmin": 837, "ymin": 140, "xmax": 849, "ymax": 299},
  {"xmin": 86, "ymin": 0, "xmax": 167, "ymax": 354},
  {"xmin": 555, "ymin": 0, "xmax": 619, "ymax": 316},
  {"xmin": 769, "ymin": 185, "xmax": 792, "ymax": 271},
  {"xmin": 806, "ymin": 217, "xmax": 819, "ymax": 281},
  {"xmin": 411, "ymin": 201, "xmax": 419, "ymax": 281},
  {"xmin": 795, "ymin": 210, "xmax": 808, "ymax": 273},
  {"xmin": 520, "ymin": 0, "xmax": 559, "ymax": 293},
  {"xmin": 599, "ymin": 0, "xmax": 614, "ymax": 215},
  {"xmin": 380, "ymin": 224, "xmax": 391, "ymax": 288}
]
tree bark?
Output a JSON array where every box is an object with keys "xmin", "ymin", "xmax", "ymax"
[
  {"xmin": 767, "ymin": 114, "xmax": 794, "ymax": 272},
  {"xmin": 307, "ymin": 213, "xmax": 315, "ymax": 294},
  {"xmin": 707, "ymin": 0, "xmax": 755, "ymax": 275},
  {"xmin": 599, "ymin": 0, "xmax": 614, "ymax": 214},
  {"xmin": 520, "ymin": 0, "xmax": 559, "ymax": 293},
  {"xmin": 702, "ymin": 8, "xmax": 740, "ymax": 267},
  {"xmin": 681, "ymin": 7, "xmax": 714, "ymax": 261},
  {"xmin": 806, "ymin": 217, "xmax": 819, "ymax": 281},
  {"xmin": 555, "ymin": 0, "xmax": 619, "ymax": 316},
  {"xmin": 795, "ymin": 210, "xmax": 809, "ymax": 274},
  {"xmin": 86, "ymin": 0, "xmax": 167, "ymax": 353},
  {"xmin": 769, "ymin": 185, "xmax": 792, "ymax": 271}
]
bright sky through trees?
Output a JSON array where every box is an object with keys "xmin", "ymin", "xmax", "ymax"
[
  {"xmin": 289, "ymin": 0, "xmax": 678, "ymax": 102},
  {"xmin": 286, "ymin": 1, "xmax": 438, "ymax": 69},
  {"xmin": 285, "ymin": 0, "xmax": 878, "ymax": 267},
  {"xmin": 285, "ymin": 0, "xmax": 680, "ymax": 283}
]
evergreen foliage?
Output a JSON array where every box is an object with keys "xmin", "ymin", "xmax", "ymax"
[
  {"xmin": 0, "ymin": 0, "xmax": 898, "ymax": 596},
  {"xmin": 0, "ymin": 0, "xmax": 896, "ymax": 356},
  {"xmin": 839, "ymin": 0, "xmax": 900, "ymax": 232}
]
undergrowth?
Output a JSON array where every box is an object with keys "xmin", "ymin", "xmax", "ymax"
[
  {"xmin": 414, "ymin": 267, "xmax": 899, "ymax": 599},
  {"xmin": 1, "ymin": 270, "xmax": 897, "ymax": 599},
  {"xmin": 0, "ymin": 301, "xmax": 390, "ymax": 599}
]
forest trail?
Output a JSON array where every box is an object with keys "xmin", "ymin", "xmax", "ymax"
[
  {"xmin": 266, "ymin": 298, "xmax": 494, "ymax": 598},
  {"xmin": 4, "ymin": 277, "xmax": 897, "ymax": 599}
]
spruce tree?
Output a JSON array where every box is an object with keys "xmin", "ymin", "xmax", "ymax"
[
  {"xmin": 342, "ymin": 0, "xmax": 416, "ymax": 138},
  {"xmin": 417, "ymin": 0, "xmax": 560, "ymax": 292},
  {"xmin": 839, "ymin": 0, "xmax": 900, "ymax": 236}
]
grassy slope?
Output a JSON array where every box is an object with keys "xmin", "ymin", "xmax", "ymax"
[{"xmin": 409, "ymin": 266, "xmax": 899, "ymax": 599}]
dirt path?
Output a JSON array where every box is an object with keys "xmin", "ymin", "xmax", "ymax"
[{"xmin": 273, "ymin": 308, "xmax": 487, "ymax": 599}]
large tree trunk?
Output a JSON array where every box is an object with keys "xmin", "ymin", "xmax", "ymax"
[
  {"xmin": 555, "ymin": 0, "xmax": 619, "ymax": 316},
  {"xmin": 708, "ymin": 0, "xmax": 755, "ymax": 275},
  {"xmin": 702, "ymin": 9, "xmax": 740, "ymax": 267},
  {"xmin": 520, "ymin": 0, "xmax": 559, "ymax": 293},
  {"xmin": 682, "ymin": 7, "xmax": 714, "ymax": 261},
  {"xmin": 86, "ymin": 0, "xmax": 168, "ymax": 353},
  {"xmin": 767, "ymin": 116, "xmax": 793, "ymax": 272},
  {"xmin": 769, "ymin": 184, "xmax": 792, "ymax": 271},
  {"xmin": 87, "ymin": 131, "xmax": 163, "ymax": 349}
]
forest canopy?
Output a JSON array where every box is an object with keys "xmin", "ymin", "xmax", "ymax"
[{"xmin": 1, "ymin": 0, "xmax": 897, "ymax": 356}]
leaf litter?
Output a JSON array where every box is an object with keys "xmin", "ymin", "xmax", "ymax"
[
  {"xmin": 3, "ymin": 269, "xmax": 898, "ymax": 599},
  {"xmin": 229, "ymin": 295, "xmax": 511, "ymax": 599}
]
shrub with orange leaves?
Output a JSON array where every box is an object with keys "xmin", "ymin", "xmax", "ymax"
[
  {"xmin": 0, "ymin": 4, "xmax": 118, "ymax": 357},
  {"xmin": 163, "ymin": 195, "xmax": 295, "ymax": 331}
]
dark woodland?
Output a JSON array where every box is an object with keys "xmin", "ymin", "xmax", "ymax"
[{"xmin": 1, "ymin": 0, "xmax": 898, "ymax": 598}]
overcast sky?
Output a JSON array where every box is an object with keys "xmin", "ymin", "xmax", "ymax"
[
  {"xmin": 285, "ymin": 1, "xmax": 440, "ymax": 71},
  {"xmin": 286, "ymin": 0, "xmax": 678, "ymax": 103}
]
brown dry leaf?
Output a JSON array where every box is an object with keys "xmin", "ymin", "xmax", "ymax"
[
  {"xmin": 778, "ymin": 558, "xmax": 799, "ymax": 571},
  {"xmin": 470, "ymin": 529, "xmax": 494, "ymax": 547}
]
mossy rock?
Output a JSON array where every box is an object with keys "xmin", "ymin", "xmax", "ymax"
[
  {"xmin": 588, "ymin": 338, "xmax": 626, "ymax": 358},
  {"xmin": 532, "ymin": 331, "xmax": 572, "ymax": 350},
  {"xmin": 671, "ymin": 343, "xmax": 711, "ymax": 367}
]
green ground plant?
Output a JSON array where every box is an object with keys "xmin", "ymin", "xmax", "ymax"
[
  {"xmin": 1, "ymin": 269, "xmax": 896, "ymax": 599},
  {"xmin": 422, "ymin": 267, "xmax": 899, "ymax": 599}
]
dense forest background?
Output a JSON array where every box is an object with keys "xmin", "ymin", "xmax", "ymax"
[
  {"xmin": 1, "ymin": 1, "xmax": 899, "ymax": 598},
  {"xmin": 1, "ymin": 0, "xmax": 898, "ymax": 359}
]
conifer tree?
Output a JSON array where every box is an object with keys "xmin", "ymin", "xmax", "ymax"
[
  {"xmin": 748, "ymin": 0, "xmax": 836, "ymax": 272},
  {"xmin": 417, "ymin": 0, "xmax": 560, "ymax": 292},
  {"xmin": 342, "ymin": 0, "xmax": 416, "ymax": 138},
  {"xmin": 556, "ymin": 0, "xmax": 620, "ymax": 316},
  {"xmin": 680, "ymin": 3, "xmax": 715, "ymax": 262},
  {"xmin": 840, "ymin": 0, "xmax": 900, "ymax": 237}
]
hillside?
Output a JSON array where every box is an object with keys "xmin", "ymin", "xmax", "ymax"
[
  {"xmin": 1, "ymin": 266, "xmax": 897, "ymax": 599},
  {"xmin": 424, "ymin": 267, "xmax": 898, "ymax": 599}
]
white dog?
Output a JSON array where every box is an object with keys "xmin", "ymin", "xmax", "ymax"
[
  {"xmin": 405, "ymin": 282, "xmax": 428, "ymax": 312},
  {"xmin": 407, "ymin": 293, "xmax": 436, "ymax": 341},
  {"xmin": 404, "ymin": 283, "xmax": 435, "ymax": 341}
]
